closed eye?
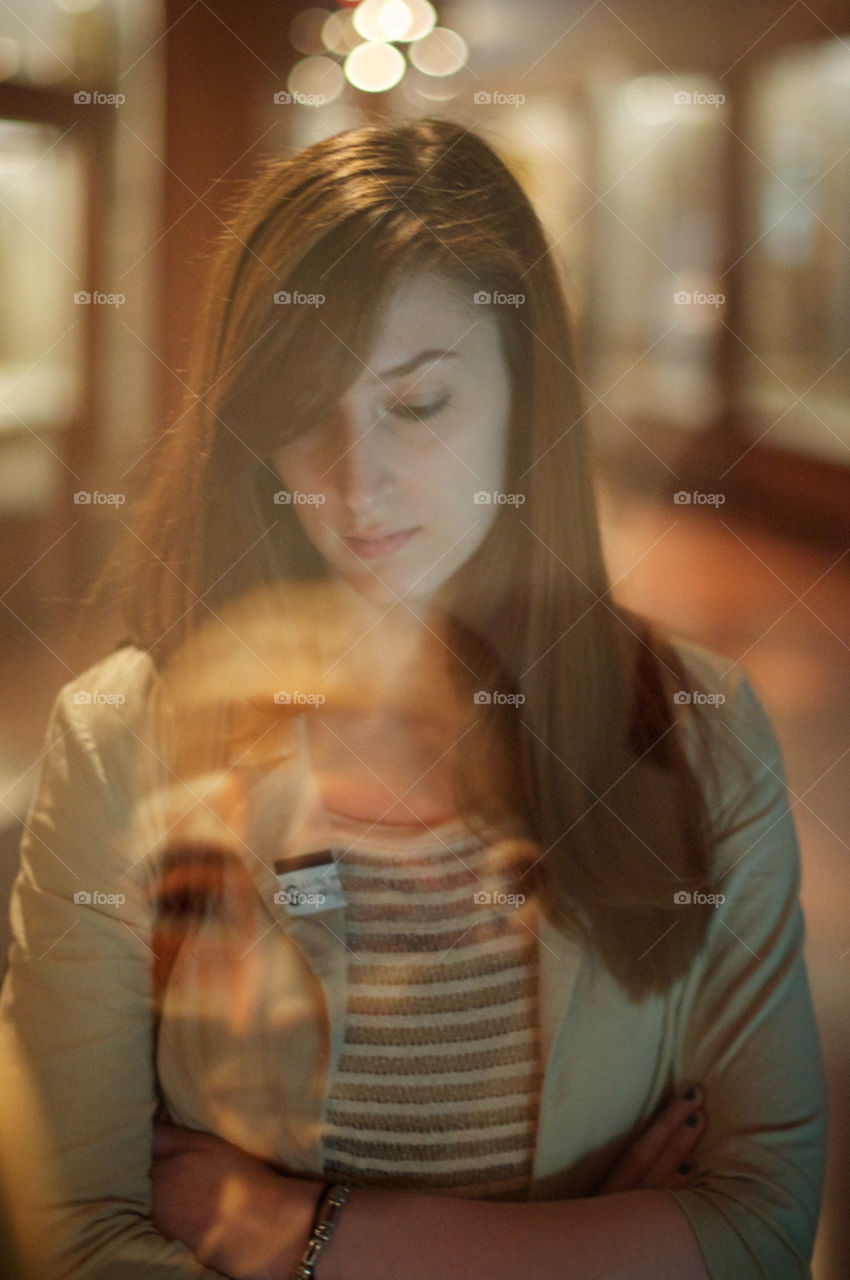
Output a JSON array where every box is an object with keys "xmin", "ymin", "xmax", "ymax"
[{"xmin": 389, "ymin": 394, "xmax": 451, "ymax": 422}]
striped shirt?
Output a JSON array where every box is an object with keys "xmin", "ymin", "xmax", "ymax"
[{"xmin": 317, "ymin": 814, "xmax": 543, "ymax": 1200}]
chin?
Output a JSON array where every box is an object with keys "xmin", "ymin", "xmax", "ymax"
[{"xmin": 347, "ymin": 572, "xmax": 435, "ymax": 610}]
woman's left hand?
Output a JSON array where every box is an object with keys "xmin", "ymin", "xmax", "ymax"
[
  {"xmin": 150, "ymin": 1121, "xmax": 321, "ymax": 1279},
  {"xmin": 593, "ymin": 1084, "xmax": 707, "ymax": 1195}
]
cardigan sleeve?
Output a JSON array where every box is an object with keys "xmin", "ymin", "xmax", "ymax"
[
  {"xmin": 0, "ymin": 650, "xmax": 229, "ymax": 1279},
  {"xmin": 665, "ymin": 658, "xmax": 828, "ymax": 1279}
]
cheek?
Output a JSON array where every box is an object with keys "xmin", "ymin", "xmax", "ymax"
[
  {"xmin": 460, "ymin": 417, "xmax": 511, "ymax": 503},
  {"xmin": 272, "ymin": 446, "xmax": 317, "ymax": 493},
  {"xmin": 289, "ymin": 501, "xmax": 327, "ymax": 548},
  {"xmin": 273, "ymin": 448, "xmax": 332, "ymax": 524}
]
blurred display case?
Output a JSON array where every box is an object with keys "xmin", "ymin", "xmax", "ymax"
[
  {"xmin": 738, "ymin": 38, "xmax": 850, "ymax": 463},
  {"xmin": 0, "ymin": 120, "xmax": 84, "ymax": 519},
  {"xmin": 583, "ymin": 72, "xmax": 729, "ymax": 440}
]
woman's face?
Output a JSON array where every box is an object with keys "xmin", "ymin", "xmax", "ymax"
[{"xmin": 272, "ymin": 272, "xmax": 512, "ymax": 611}]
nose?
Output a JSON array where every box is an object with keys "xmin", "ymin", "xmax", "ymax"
[{"xmin": 332, "ymin": 410, "xmax": 391, "ymax": 515}]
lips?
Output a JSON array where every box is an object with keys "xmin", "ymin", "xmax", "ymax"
[{"xmin": 344, "ymin": 528, "xmax": 419, "ymax": 559}]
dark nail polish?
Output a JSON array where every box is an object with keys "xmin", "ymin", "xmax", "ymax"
[
  {"xmin": 683, "ymin": 1086, "xmax": 697, "ymax": 1101},
  {"xmin": 678, "ymin": 1161, "xmax": 691, "ymax": 1176},
  {"xmin": 685, "ymin": 1111, "xmax": 699, "ymax": 1127}
]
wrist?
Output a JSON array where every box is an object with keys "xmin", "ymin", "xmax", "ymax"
[
  {"xmin": 250, "ymin": 1172, "xmax": 324, "ymax": 1280},
  {"xmin": 291, "ymin": 1181, "xmax": 351, "ymax": 1280}
]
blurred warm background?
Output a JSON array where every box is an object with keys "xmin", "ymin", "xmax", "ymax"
[{"xmin": 0, "ymin": 2, "xmax": 848, "ymax": 1276}]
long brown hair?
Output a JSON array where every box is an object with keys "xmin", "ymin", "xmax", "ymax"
[{"xmin": 103, "ymin": 117, "xmax": 751, "ymax": 1000}]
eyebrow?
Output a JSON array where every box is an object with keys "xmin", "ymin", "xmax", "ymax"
[{"xmin": 377, "ymin": 349, "xmax": 460, "ymax": 379}]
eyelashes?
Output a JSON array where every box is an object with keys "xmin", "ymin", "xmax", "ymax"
[
  {"xmin": 387, "ymin": 394, "xmax": 452, "ymax": 422},
  {"xmin": 275, "ymin": 395, "xmax": 454, "ymax": 455}
]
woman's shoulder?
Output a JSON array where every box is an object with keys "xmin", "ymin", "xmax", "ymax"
[
  {"xmin": 63, "ymin": 641, "xmax": 157, "ymax": 700},
  {"xmin": 664, "ymin": 634, "xmax": 789, "ymax": 838},
  {"xmin": 21, "ymin": 646, "xmax": 163, "ymax": 841},
  {"xmin": 666, "ymin": 633, "xmax": 743, "ymax": 696},
  {"xmin": 666, "ymin": 634, "xmax": 775, "ymax": 738},
  {"xmin": 50, "ymin": 643, "xmax": 159, "ymax": 747}
]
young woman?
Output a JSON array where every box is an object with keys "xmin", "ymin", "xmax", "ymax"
[{"xmin": 0, "ymin": 117, "xmax": 826, "ymax": 1280}]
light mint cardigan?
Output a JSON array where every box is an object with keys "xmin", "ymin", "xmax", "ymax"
[{"xmin": 0, "ymin": 641, "xmax": 827, "ymax": 1278}]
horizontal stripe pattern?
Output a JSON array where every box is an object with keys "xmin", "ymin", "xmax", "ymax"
[{"xmin": 321, "ymin": 828, "xmax": 542, "ymax": 1201}]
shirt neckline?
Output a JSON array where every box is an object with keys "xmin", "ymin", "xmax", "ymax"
[
  {"xmin": 289, "ymin": 714, "xmax": 528, "ymax": 853},
  {"xmin": 317, "ymin": 802, "xmax": 476, "ymax": 851}
]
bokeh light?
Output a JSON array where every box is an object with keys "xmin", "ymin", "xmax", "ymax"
[
  {"xmin": 397, "ymin": 0, "xmax": 438, "ymax": 42},
  {"xmin": 289, "ymin": 8, "xmax": 332, "ymax": 56},
  {"xmin": 408, "ymin": 27, "xmax": 468, "ymax": 77},
  {"xmin": 288, "ymin": 54, "xmax": 346, "ymax": 106},
  {"xmin": 351, "ymin": 0, "xmax": 437, "ymax": 43},
  {"xmin": 403, "ymin": 66, "xmax": 463, "ymax": 102},
  {"xmin": 321, "ymin": 9, "xmax": 361, "ymax": 56},
  {"xmin": 299, "ymin": 2, "xmax": 463, "ymax": 97},
  {"xmin": 344, "ymin": 40, "xmax": 406, "ymax": 93}
]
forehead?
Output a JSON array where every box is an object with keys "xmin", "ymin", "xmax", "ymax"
[{"xmin": 360, "ymin": 272, "xmax": 501, "ymax": 379}]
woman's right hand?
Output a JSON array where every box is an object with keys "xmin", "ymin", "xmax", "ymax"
[{"xmin": 594, "ymin": 1084, "xmax": 707, "ymax": 1194}]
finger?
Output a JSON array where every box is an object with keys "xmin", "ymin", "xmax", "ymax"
[
  {"xmin": 651, "ymin": 1159, "xmax": 696, "ymax": 1192},
  {"xmin": 640, "ymin": 1107, "xmax": 707, "ymax": 1190},
  {"xmin": 597, "ymin": 1084, "xmax": 704, "ymax": 1193}
]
